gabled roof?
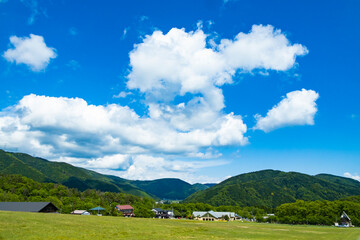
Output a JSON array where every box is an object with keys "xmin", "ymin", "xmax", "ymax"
[
  {"xmin": 341, "ymin": 211, "xmax": 351, "ymax": 221},
  {"xmin": 152, "ymin": 208, "xmax": 164, "ymax": 212},
  {"xmin": 209, "ymin": 211, "xmax": 236, "ymax": 218},
  {"xmin": 116, "ymin": 205, "xmax": 134, "ymax": 210},
  {"xmin": 192, "ymin": 211, "xmax": 236, "ymax": 219},
  {"xmin": 71, "ymin": 210, "xmax": 88, "ymax": 214},
  {"xmin": 193, "ymin": 211, "xmax": 208, "ymax": 217},
  {"xmin": 90, "ymin": 206, "xmax": 105, "ymax": 211},
  {"xmin": 0, "ymin": 202, "xmax": 57, "ymax": 212}
]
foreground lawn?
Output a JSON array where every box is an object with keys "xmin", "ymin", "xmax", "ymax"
[{"xmin": 0, "ymin": 211, "xmax": 360, "ymax": 240}]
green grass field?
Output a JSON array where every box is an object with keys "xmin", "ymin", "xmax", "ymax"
[{"xmin": 0, "ymin": 211, "xmax": 359, "ymax": 240}]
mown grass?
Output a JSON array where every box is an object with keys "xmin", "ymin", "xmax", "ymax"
[{"xmin": 0, "ymin": 211, "xmax": 359, "ymax": 240}]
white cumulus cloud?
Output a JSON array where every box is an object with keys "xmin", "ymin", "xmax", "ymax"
[
  {"xmin": 254, "ymin": 89, "xmax": 319, "ymax": 132},
  {"xmin": 0, "ymin": 94, "xmax": 247, "ymax": 160},
  {"xmin": 127, "ymin": 24, "xmax": 307, "ymax": 112},
  {"xmin": 3, "ymin": 34, "xmax": 57, "ymax": 71},
  {"xmin": 219, "ymin": 25, "xmax": 308, "ymax": 71}
]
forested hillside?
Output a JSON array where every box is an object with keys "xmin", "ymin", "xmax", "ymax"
[
  {"xmin": 0, "ymin": 150, "xmax": 149, "ymax": 197},
  {"xmin": 0, "ymin": 149, "xmax": 208, "ymax": 200},
  {"xmin": 184, "ymin": 170, "xmax": 360, "ymax": 208}
]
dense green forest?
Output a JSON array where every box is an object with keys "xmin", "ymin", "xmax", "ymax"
[
  {"xmin": 1, "ymin": 174, "xmax": 360, "ymax": 226},
  {"xmin": 184, "ymin": 170, "xmax": 360, "ymax": 208},
  {"xmin": 275, "ymin": 199, "xmax": 360, "ymax": 226},
  {"xmin": 3, "ymin": 149, "xmax": 360, "ymax": 207},
  {"xmin": 0, "ymin": 150, "xmax": 151, "ymax": 197}
]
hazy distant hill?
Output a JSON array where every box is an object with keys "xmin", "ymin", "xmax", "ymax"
[
  {"xmin": 0, "ymin": 150, "xmax": 150, "ymax": 197},
  {"xmin": 131, "ymin": 178, "xmax": 207, "ymax": 200},
  {"xmin": 184, "ymin": 170, "xmax": 360, "ymax": 208}
]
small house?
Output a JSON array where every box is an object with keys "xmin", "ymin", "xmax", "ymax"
[
  {"xmin": 115, "ymin": 205, "xmax": 134, "ymax": 217},
  {"xmin": 71, "ymin": 210, "xmax": 90, "ymax": 215},
  {"xmin": 193, "ymin": 211, "xmax": 238, "ymax": 221},
  {"xmin": 0, "ymin": 202, "xmax": 58, "ymax": 213},
  {"xmin": 152, "ymin": 208, "xmax": 174, "ymax": 218},
  {"xmin": 339, "ymin": 211, "xmax": 352, "ymax": 227}
]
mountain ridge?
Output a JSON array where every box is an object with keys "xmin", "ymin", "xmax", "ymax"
[
  {"xmin": 0, "ymin": 149, "xmax": 208, "ymax": 200},
  {"xmin": 2, "ymin": 149, "xmax": 360, "ymax": 205},
  {"xmin": 183, "ymin": 169, "xmax": 360, "ymax": 208}
]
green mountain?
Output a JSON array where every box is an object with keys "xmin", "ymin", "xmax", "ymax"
[
  {"xmin": 0, "ymin": 150, "xmax": 150, "ymax": 197},
  {"xmin": 0, "ymin": 149, "xmax": 207, "ymax": 200},
  {"xmin": 131, "ymin": 179, "xmax": 206, "ymax": 200},
  {"xmin": 184, "ymin": 169, "xmax": 360, "ymax": 208}
]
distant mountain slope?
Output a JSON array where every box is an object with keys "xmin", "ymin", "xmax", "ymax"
[
  {"xmin": 0, "ymin": 150, "xmax": 150, "ymax": 197},
  {"xmin": 204, "ymin": 183, "xmax": 217, "ymax": 188},
  {"xmin": 184, "ymin": 170, "xmax": 360, "ymax": 208},
  {"xmin": 131, "ymin": 178, "xmax": 204, "ymax": 200},
  {"xmin": 192, "ymin": 183, "xmax": 210, "ymax": 191}
]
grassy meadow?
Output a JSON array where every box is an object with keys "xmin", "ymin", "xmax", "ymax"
[{"xmin": 0, "ymin": 211, "xmax": 360, "ymax": 240}]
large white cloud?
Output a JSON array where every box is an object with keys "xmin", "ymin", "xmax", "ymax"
[
  {"xmin": 254, "ymin": 89, "xmax": 319, "ymax": 132},
  {"xmin": 0, "ymin": 94, "xmax": 234, "ymax": 183},
  {"xmin": 0, "ymin": 24, "xmax": 311, "ymax": 182},
  {"xmin": 127, "ymin": 25, "xmax": 307, "ymax": 112},
  {"xmin": 219, "ymin": 25, "xmax": 308, "ymax": 71},
  {"xmin": 3, "ymin": 34, "xmax": 57, "ymax": 71},
  {"xmin": 0, "ymin": 94, "xmax": 245, "ymax": 180}
]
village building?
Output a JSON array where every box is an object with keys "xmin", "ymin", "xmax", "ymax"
[
  {"xmin": 152, "ymin": 208, "xmax": 174, "ymax": 218},
  {"xmin": 115, "ymin": 205, "xmax": 134, "ymax": 217},
  {"xmin": 339, "ymin": 211, "xmax": 352, "ymax": 227},
  {"xmin": 0, "ymin": 202, "xmax": 58, "ymax": 213},
  {"xmin": 71, "ymin": 210, "xmax": 90, "ymax": 215},
  {"xmin": 193, "ymin": 211, "xmax": 239, "ymax": 221}
]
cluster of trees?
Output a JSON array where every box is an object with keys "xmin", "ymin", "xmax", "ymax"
[
  {"xmin": 274, "ymin": 199, "xmax": 360, "ymax": 226},
  {"xmin": 0, "ymin": 175, "xmax": 155, "ymax": 217}
]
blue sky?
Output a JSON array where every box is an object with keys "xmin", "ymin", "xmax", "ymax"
[{"xmin": 0, "ymin": 0, "xmax": 359, "ymax": 183}]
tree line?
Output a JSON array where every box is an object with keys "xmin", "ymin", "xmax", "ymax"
[{"xmin": 1, "ymin": 174, "xmax": 359, "ymax": 226}]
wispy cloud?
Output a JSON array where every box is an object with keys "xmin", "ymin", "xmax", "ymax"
[
  {"xmin": 20, "ymin": 0, "xmax": 42, "ymax": 25},
  {"xmin": 139, "ymin": 15, "xmax": 148, "ymax": 22},
  {"xmin": 113, "ymin": 91, "xmax": 132, "ymax": 98},
  {"xmin": 344, "ymin": 172, "xmax": 360, "ymax": 181},
  {"xmin": 66, "ymin": 60, "xmax": 80, "ymax": 70},
  {"xmin": 121, "ymin": 27, "xmax": 130, "ymax": 40},
  {"xmin": 68, "ymin": 27, "xmax": 78, "ymax": 36}
]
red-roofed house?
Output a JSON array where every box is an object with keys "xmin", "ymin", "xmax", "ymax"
[{"xmin": 115, "ymin": 205, "xmax": 134, "ymax": 217}]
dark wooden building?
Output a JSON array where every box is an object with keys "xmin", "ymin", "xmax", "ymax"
[
  {"xmin": 340, "ymin": 211, "xmax": 352, "ymax": 227},
  {"xmin": 0, "ymin": 202, "xmax": 58, "ymax": 213}
]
